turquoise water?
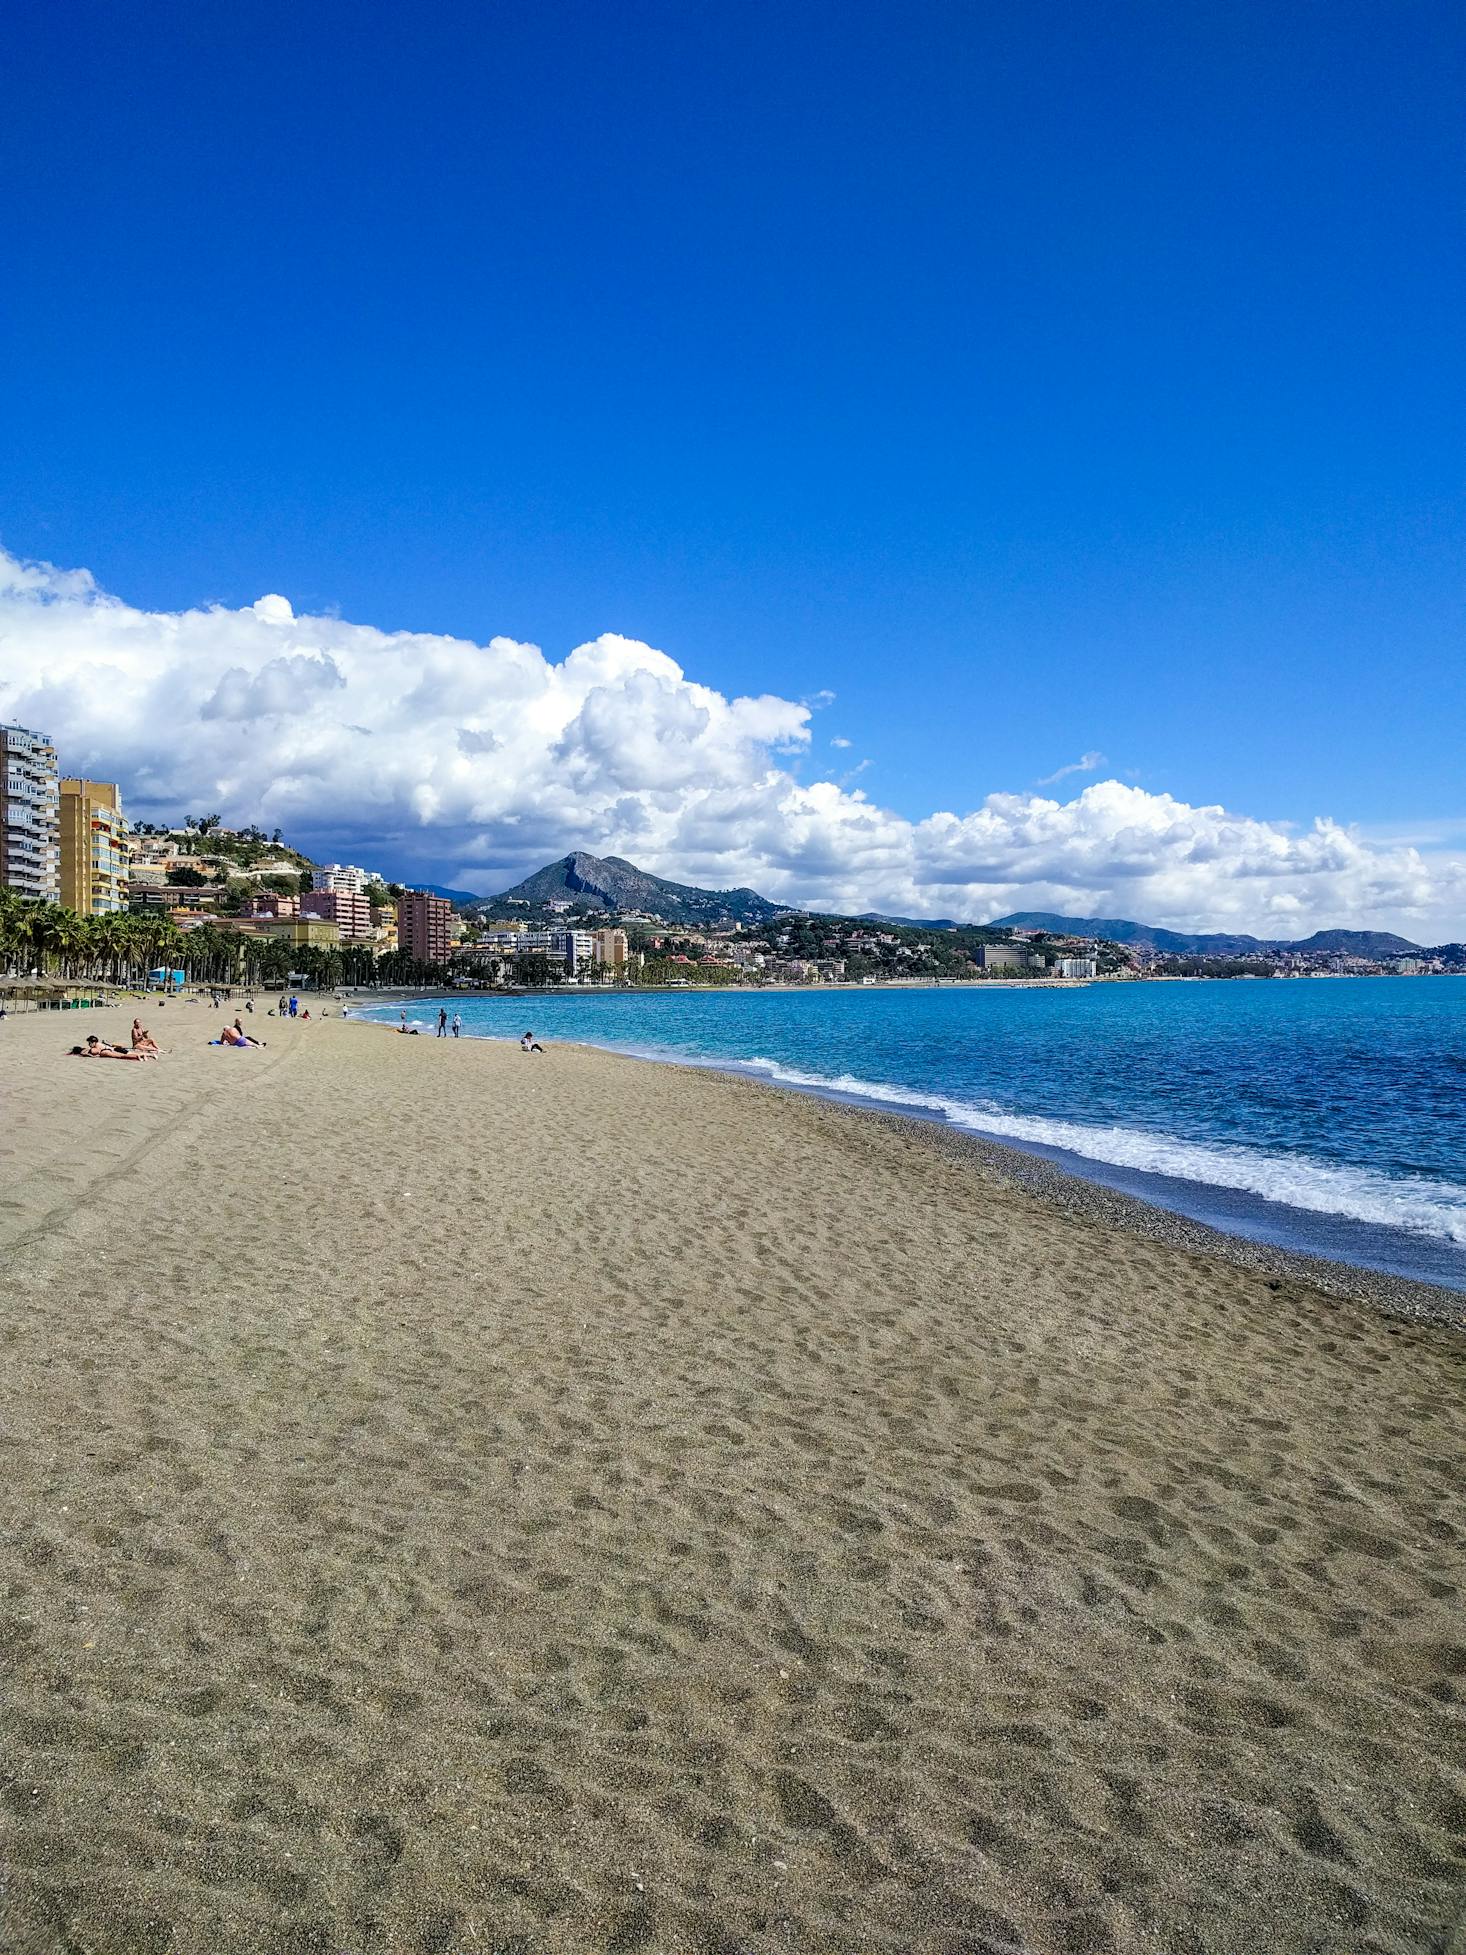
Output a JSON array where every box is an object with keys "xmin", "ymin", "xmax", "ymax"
[{"xmin": 357, "ymin": 979, "xmax": 1466, "ymax": 1290}]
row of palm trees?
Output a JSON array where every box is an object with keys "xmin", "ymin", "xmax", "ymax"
[{"xmin": 0, "ymin": 891, "xmax": 450, "ymax": 992}]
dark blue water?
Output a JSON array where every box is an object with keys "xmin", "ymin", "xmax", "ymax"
[{"xmin": 357, "ymin": 979, "xmax": 1466, "ymax": 1290}]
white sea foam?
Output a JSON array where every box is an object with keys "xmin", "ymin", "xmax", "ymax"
[{"xmin": 735, "ymin": 1057, "xmax": 1466, "ymax": 1245}]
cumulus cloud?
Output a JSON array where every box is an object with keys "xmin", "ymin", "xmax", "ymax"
[
  {"xmin": 830, "ymin": 735, "xmax": 852, "ymax": 749},
  {"xmin": 1, "ymin": 547, "xmax": 1462, "ymax": 937},
  {"xmin": 1037, "ymin": 749, "xmax": 1106, "ymax": 785}
]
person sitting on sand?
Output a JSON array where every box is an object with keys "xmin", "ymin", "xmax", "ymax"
[
  {"xmin": 131, "ymin": 1019, "xmax": 159, "ymax": 1052},
  {"xmin": 520, "ymin": 1030, "xmax": 545, "ymax": 1052},
  {"xmin": 214, "ymin": 1024, "xmax": 260, "ymax": 1048}
]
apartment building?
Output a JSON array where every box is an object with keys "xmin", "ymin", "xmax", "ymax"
[
  {"xmin": 131, "ymin": 884, "xmax": 219, "ymax": 910},
  {"xmin": 60, "ymin": 779, "xmax": 130, "ymax": 915},
  {"xmin": 213, "ymin": 915, "xmax": 342, "ymax": 949},
  {"xmin": 0, "ymin": 722, "xmax": 61, "ymax": 901},
  {"xmin": 300, "ymin": 888, "xmax": 373, "ymax": 941},
  {"xmin": 479, "ymin": 927, "xmax": 596, "ymax": 973},
  {"xmin": 397, "ymin": 889, "xmax": 453, "ymax": 963},
  {"xmin": 591, "ymin": 927, "xmax": 629, "ymax": 969},
  {"xmin": 312, "ymin": 862, "xmax": 375, "ymax": 895}
]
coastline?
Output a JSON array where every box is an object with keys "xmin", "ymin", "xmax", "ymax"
[
  {"xmin": 838, "ymin": 1098, "xmax": 1466, "ymax": 1331},
  {"xmin": 351, "ymin": 1006, "xmax": 1466, "ymax": 1318},
  {"xmin": 4, "ymin": 1007, "xmax": 1464, "ymax": 1953}
]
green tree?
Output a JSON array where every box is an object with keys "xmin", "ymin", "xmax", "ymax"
[{"xmin": 512, "ymin": 951, "xmax": 559, "ymax": 987}]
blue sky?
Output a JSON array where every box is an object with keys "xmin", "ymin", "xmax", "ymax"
[{"xmin": 1, "ymin": 2, "xmax": 1463, "ymax": 928}]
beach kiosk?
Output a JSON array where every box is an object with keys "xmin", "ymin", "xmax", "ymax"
[{"xmin": 147, "ymin": 967, "xmax": 186, "ymax": 993}]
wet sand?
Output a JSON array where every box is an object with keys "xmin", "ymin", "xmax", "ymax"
[{"xmin": 1, "ymin": 1005, "xmax": 1463, "ymax": 1954}]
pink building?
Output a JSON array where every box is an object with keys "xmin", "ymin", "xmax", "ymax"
[
  {"xmin": 238, "ymin": 893, "xmax": 299, "ymax": 918},
  {"xmin": 397, "ymin": 889, "xmax": 453, "ymax": 963},
  {"xmin": 300, "ymin": 888, "xmax": 373, "ymax": 942}
]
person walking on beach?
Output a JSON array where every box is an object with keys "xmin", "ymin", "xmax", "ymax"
[
  {"xmin": 399, "ymin": 1008, "xmax": 407, "ymax": 1032},
  {"xmin": 451, "ymin": 1012, "xmax": 462, "ymax": 1038},
  {"xmin": 437, "ymin": 1006, "xmax": 448, "ymax": 1037}
]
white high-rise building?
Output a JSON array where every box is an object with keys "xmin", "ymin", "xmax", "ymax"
[
  {"xmin": 312, "ymin": 862, "xmax": 375, "ymax": 895},
  {"xmin": 0, "ymin": 723, "xmax": 61, "ymax": 902}
]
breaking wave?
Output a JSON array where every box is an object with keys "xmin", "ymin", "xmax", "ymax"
[{"xmin": 734, "ymin": 1056, "xmax": 1466, "ymax": 1245}]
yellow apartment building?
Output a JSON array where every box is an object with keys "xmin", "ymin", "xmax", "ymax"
[
  {"xmin": 60, "ymin": 779, "xmax": 129, "ymax": 914},
  {"xmin": 213, "ymin": 915, "xmax": 342, "ymax": 948}
]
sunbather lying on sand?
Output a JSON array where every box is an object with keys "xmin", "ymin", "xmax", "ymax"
[{"xmin": 70, "ymin": 1041, "xmax": 149, "ymax": 1062}]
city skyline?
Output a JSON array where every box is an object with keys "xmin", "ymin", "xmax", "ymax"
[{"xmin": 0, "ymin": 545, "xmax": 1462, "ymax": 939}]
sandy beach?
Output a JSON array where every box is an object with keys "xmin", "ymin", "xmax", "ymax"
[{"xmin": 1, "ymin": 1004, "xmax": 1463, "ymax": 1955}]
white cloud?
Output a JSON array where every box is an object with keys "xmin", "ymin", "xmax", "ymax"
[
  {"xmin": 830, "ymin": 735, "xmax": 852, "ymax": 749},
  {"xmin": 1, "ymin": 547, "xmax": 1462, "ymax": 939},
  {"xmin": 1037, "ymin": 749, "xmax": 1106, "ymax": 785}
]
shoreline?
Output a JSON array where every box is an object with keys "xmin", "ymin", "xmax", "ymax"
[
  {"xmin": 344, "ymin": 1011, "xmax": 1466, "ymax": 1324},
  {"xmin": 843, "ymin": 1098, "xmax": 1466, "ymax": 1331}
]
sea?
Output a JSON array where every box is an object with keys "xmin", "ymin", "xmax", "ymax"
[{"xmin": 356, "ymin": 978, "xmax": 1466, "ymax": 1292}]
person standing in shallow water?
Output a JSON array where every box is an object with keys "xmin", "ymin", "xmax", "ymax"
[
  {"xmin": 452, "ymin": 1013, "xmax": 461, "ymax": 1038},
  {"xmin": 437, "ymin": 1006, "xmax": 448, "ymax": 1037}
]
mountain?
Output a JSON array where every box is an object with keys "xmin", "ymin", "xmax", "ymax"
[
  {"xmin": 471, "ymin": 864, "xmax": 1429, "ymax": 952},
  {"xmin": 1286, "ymin": 929, "xmax": 1422, "ymax": 957},
  {"xmin": 857, "ymin": 911, "xmax": 961, "ymax": 931},
  {"xmin": 482, "ymin": 852, "xmax": 786, "ymax": 925},
  {"xmin": 987, "ymin": 913, "xmax": 1423, "ymax": 956},
  {"xmin": 988, "ymin": 911, "xmax": 1265, "ymax": 954},
  {"xmin": 418, "ymin": 883, "xmax": 483, "ymax": 907}
]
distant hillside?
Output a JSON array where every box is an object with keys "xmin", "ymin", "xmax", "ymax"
[
  {"xmin": 858, "ymin": 911, "xmax": 961, "ymax": 931},
  {"xmin": 466, "ymin": 864, "xmax": 1434, "ymax": 950},
  {"xmin": 1286, "ymin": 929, "xmax": 1422, "ymax": 957},
  {"xmin": 418, "ymin": 883, "xmax": 482, "ymax": 907},
  {"xmin": 483, "ymin": 851, "xmax": 785, "ymax": 925},
  {"xmin": 988, "ymin": 911, "xmax": 1265, "ymax": 955},
  {"xmin": 987, "ymin": 912, "xmax": 1423, "ymax": 957}
]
